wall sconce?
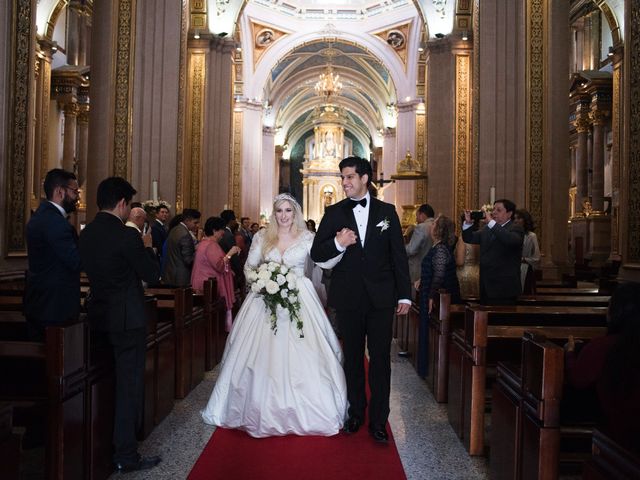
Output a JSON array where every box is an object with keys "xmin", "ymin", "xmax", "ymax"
[
  {"xmin": 461, "ymin": 31, "xmax": 469, "ymax": 41},
  {"xmin": 608, "ymin": 46, "xmax": 614, "ymax": 57},
  {"xmin": 51, "ymin": 41, "xmax": 58, "ymax": 53},
  {"xmin": 193, "ymin": 30, "xmax": 200, "ymax": 39}
]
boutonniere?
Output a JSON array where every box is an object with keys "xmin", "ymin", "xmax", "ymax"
[{"xmin": 376, "ymin": 218, "xmax": 390, "ymax": 233}]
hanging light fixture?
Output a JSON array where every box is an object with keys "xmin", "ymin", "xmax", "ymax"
[{"xmin": 314, "ymin": 64, "xmax": 343, "ymax": 99}]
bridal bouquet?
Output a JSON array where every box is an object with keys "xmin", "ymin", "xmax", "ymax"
[{"xmin": 246, "ymin": 262, "xmax": 303, "ymax": 337}]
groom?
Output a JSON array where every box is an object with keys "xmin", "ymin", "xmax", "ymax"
[{"xmin": 311, "ymin": 156, "xmax": 411, "ymax": 443}]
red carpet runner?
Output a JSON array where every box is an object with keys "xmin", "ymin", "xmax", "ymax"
[{"xmin": 188, "ymin": 361, "xmax": 406, "ymax": 479}]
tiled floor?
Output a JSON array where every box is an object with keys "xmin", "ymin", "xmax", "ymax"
[{"xmin": 111, "ymin": 340, "xmax": 489, "ymax": 479}]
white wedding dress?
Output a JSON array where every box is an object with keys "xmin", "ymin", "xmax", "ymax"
[{"xmin": 201, "ymin": 229, "xmax": 347, "ymax": 437}]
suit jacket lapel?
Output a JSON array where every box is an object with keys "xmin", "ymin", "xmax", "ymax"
[
  {"xmin": 341, "ymin": 201, "xmax": 361, "ymax": 249},
  {"xmin": 364, "ymin": 198, "xmax": 381, "ymax": 246}
]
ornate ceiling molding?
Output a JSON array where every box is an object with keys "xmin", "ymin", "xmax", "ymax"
[{"xmin": 249, "ymin": 20, "xmax": 290, "ymax": 69}]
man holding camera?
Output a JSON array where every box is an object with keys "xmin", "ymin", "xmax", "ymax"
[{"xmin": 462, "ymin": 199, "xmax": 524, "ymax": 305}]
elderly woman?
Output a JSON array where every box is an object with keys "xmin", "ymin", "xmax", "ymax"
[
  {"xmin": 190, "ymin": 216, "xmax": 240, "ymax": 331},
  {"xmin": 415, "ymin": 215, "xmax": 461, "ymax": 378}
]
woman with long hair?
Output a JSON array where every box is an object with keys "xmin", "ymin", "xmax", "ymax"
[
  {"xmin": 455, "ymin": 213, "xmax": 480, "ymax": 300},
  {"xmin": 201, "ymin": 193, "xmax": 347, "ymax": 437},
  {"xmin": 513, "ymin": 209, "xmax": 540, "ymax": 294},
  {"xmin": 415, "ymin": 215, "xmax": 461, "ymax": 378}
]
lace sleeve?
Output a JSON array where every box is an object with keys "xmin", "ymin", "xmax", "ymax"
[
  {"xmin": 428, "ymin": 245, "xmax": 449, "ymax": 299},
  {"xmin": 244, "ymin": 231, "xmax": 264, "ymax": 275}
]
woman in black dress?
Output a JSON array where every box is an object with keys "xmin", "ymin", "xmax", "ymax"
[{"xmin": 415, "ymin": 215, "xmax": 461, "ymax": 378}]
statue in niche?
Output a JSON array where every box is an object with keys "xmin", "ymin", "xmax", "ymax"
[
  {"xmin": 324, "ymin": 131, "xmax": 336, "ymax": 157},
  {"xmin": 322, "ymin": 185, "xmax": 335, "ymax": 211}
]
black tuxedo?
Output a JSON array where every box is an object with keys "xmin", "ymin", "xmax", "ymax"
[
  {"xmin": 462, "ymin": 220, "xmax": 524, "ymax": 304},
  {"xmin": 25, "ymin": 200, "xmax": 82, "ymax": 338},
  {"xmin": 151, "ymin": 218, "xmax": 167, "ymax": 258},
  {"xmin": 79, "ymin": 211, "xmax": 159, "ymax": 465},
  {"xmin": 311, "ymin": 195, "xmax": 410, "ymax": 430}
]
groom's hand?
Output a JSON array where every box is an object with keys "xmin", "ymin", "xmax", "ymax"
[
  {"xmin": 335, "ymin": 228, "xmax": 358, "ymax": 248},
  {"xmin": 396, "ymin": 302, "xmax": 410, "ymax": 315}
]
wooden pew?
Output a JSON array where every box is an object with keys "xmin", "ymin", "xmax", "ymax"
[
  {"xmin": 0, "ymin": 320, "xmax": 87, "ymax": 480},
  {"xmin": 201, "ymin": 278, "xmax": 229, "ymax": 368},
  {"xmin": 583, "ymin": 429, "xmax": 640, "ymax": 480},
  {"xmin": 518, "ymin": 295, "xmax": 610, "ymax": 307},
  {"xmin": 426, "ymin": 292, "xmax": 465, "ymax": 402},
  {"xmin": 447, "ymin": 304, "xmax": 608, "ymax": 456},
  {"xmin": 0, "ymin": 402, "xmax": 22, "ymax": 480},
  {"xmin": 535, "ymin": 287, "xmax": 600, "ymax": 296},
  {"xmin": 151, "ymin": 287, "xmax": 205, "ymax": 399}
]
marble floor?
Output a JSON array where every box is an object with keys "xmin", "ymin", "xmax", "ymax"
[{"xmin": 111, "ymin": 340, "xmax": 489, "ymax": 480}]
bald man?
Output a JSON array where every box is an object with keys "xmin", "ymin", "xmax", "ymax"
[{"xmin": 126, "ymin": 207, "xmax": 147, "ymax": 234}]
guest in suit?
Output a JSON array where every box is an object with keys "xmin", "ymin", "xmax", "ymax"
[
  {"xmin": 462, "ymin": 199, "xmax": 524, "ymax": 305},
  {"xmin": 405, "ymin": 203, "xmax": 435, "ymax": 293},
  {"xmin": 191, "ymin": 217, "xmax": 240, "ymax": 331},
  {"xmin": 24, "ymin": 168, "xmax": 82, "ymax": 340},
  {"xmin": 311, "ymin": 156, "xmax": 411, "ymax": 443},
  {"xmin": 151, "ymin": 203, "xmax": 170, "ymax": 259},
  {"xmin": 415, "ymin": 215, "xmax": 461, "ymax": 378},
  {"xmin": 219, "ymin": 209, "xmax": 241, "ymax": 278},
  {"xmin": 239, "ymin": 216, "xmax": 253, "ymax": 246},
  {"xmin": 79, "ymin": 177, "xmax": 161, "ymax": 473},
  {"xmin": 162, "ymin": 208, "xmax": 201, "ymax": 286}
]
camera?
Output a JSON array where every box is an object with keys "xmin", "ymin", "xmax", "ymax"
[{"xmin": 470, "ymin": 211, "xmax": 484, "ymax": 221}]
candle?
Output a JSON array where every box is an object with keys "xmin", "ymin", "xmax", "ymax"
[
  {"xmin": 152, "ymin": 180, "xmax": 158, "ymax": 203},
  {"xmin": 490, "ymin": 186, "xmax": 496, "ymax": 204},
  {"xmin": 223, "ymin": 204, "xmax": 228, "ymax": 210}
]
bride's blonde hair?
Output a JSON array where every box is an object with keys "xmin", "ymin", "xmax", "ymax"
[{"xmin": 261, "ymin": 193, "xmax": 308, "ymax": 257}]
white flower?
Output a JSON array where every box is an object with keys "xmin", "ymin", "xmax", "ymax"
[
  {"xmin": 286, "ymin": 272, "xmax": 297, "ymax": 287},
  {"xmin": 251, "ymin": 282, "xmax": 262, "ymax": 293},
  {"xmin": 288, "ymin": 294, "xmax": 297, "ymax": 303},
  {"xmin": 280, "ymin": 266, "xmax": 289, "ymax": 275},
  {"xmin": 258, "ymin": 269, "xmax": 271, "ymax": 281},
  {"xmin": 266, "ymin": 280, "xmax": 280, "ymax": 295},
  {"xmin": 276, "ymin": 274, "xmax": 286, "ymax": 286},
  {"xmin": 376, "ymin": 218, "xmax": 390, "ymax": 233},
  {"xmin": 258, "ymin": 263, "xmax": 269, "ymax": 272},
  {"xmin": 268, "ymin": 262, "xmax": 278, "ymax": 272},
  {"xmin": 246, "ymin": 270, "xmax": 258, "ymax": 282},
  {"xmin": 280, "ymin": 288, "xmax": 289, "ymax": 298},
  {"xmin": 256, "ymin": 279, "xmax": 266, "ymax": 290}
]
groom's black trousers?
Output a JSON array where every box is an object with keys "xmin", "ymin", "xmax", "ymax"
[{"xmin": 337, "ymin": 293, "xmax": 394, "ymax": 431}]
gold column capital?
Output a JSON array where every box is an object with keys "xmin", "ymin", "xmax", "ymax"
[
  {"xmin": 574, "ymin": 114, "xmax": 591, "ymax": 133},
  {"xmin": 589, "ymin": 108, "xmax": 609, "ymax": 125}
]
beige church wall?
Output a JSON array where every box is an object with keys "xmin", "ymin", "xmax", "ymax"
[
  {"xmin": 477, "ymin": 0, "xmax": 527, "ymax": 209},
  {"xmin": 130, "ymin": 0, "xmax": 183, "ymax": 209},
  {"xmin": 425, "ymin": 40, "xmax": 456, "ymax": 218}
]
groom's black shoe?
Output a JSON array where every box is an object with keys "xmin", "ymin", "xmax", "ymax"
[
  {"xmin": 369, "ymin": 428, "xmax": 389, "ymax": 444},
  {"xmin": 115, "ymin": 455, "xmax": 162, "ymax": 473},
  {"xmin": 342, "ymin": 417, "xmax": 361, "ymax": 434}
]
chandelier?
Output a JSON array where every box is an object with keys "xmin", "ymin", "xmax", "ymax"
[{"xmin": 314, "ymin": 64, "xmax": 343, "ymax": 99}]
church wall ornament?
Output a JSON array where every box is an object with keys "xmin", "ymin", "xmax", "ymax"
[
  {"xmin": 113, "ymin": 0, "xmax": 137, "ymax": 179},
  {"xmin": 6, "ymin": 0, "xmax": 36, "ymax": 255},
  {"xmin": 372, "ymin": 21, "xmax": 412, "ymax": 72},
  {"xmin": 626, "ymin": 0, "xmax": 640, "ymax": 264},
  {"xmin": 175, "ymin": 0, "xmax": 189, "ymax": 214},
  {"xmin": 454, "ymin": 51, "xmax": 471, "ymax": 221},
  {"xmin": 250, "ymin": 21, "xmax": 289, "ymax": 70},
  {"xmin": 526, "ymin": 0, "xmax": 545, "ymax": 246}
]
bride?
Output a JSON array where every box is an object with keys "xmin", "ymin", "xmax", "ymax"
[{"xmin": 201, "ymin": 193, "xmax": 347, "ymax": 437}]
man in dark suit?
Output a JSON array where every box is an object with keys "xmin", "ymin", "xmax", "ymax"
[
  {"xmin": 24, "ymin": 168, "xmax": 82, "ymax": 340},
  {"xmin": 151, "ymin": 203, "xmax": 169, "ymax": 259},
  {"xmin": 162, "ymin": 208, "xmax": 200, "ymax": 286},
  {"xmin": 462, "ymin": 199, "xmax": 524, "ymax": 305},
  {"xmin": 311, "ymin": 156, "xmax": 411, "ymax": 444},
  {"xmin": 220, "ymin": 209, "xmax": 244, "ymax": 285},
  {"xmin": 79, "ymin": 177, "xmax": 161, "ymax": 473}
]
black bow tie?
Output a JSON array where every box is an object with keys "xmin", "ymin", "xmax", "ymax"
[{"xmin": 349, "ymin": 198, "xmax": 367, "ymax": 209}]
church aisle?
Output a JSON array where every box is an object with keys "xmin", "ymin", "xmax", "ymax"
[{"xmin": 111, "ymin": 341, "xmax": 488, "ymax": 480}]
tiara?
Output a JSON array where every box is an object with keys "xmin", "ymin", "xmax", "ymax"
[{"xmin": 274, "ymin": 193, "xmax": 300, "ymax": 209}]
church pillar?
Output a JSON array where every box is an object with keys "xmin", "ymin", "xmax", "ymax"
[
  {"xmin": 381, "ymin": 129, "xmax": 397, "ymax": 206},
  {"xmin": 61, "ymin": 103, "xmax": 79, "ymax": 174},
  {"xmin": 609, "ymin": 47, "xmax": 624, "ymax": 261},
  {"xmin": 261, "ymin": 127, "xmax": 278, "ymax": 210},
  {"xmin": 574, "ymin": 108, "xmax": 591, "ymax": 213},
  {"xmin": 4, "ymin": 0, "xmax": 37, "ymax": 254},
  {"xmin": 589, "ymin": 108, "xmax": 607, "ymax": 212},
  {"xmin": 76, "ymin": 96, "xmax": 90, "ymax": 213},
  {"xmin": 86, "ymin": 0, "xmax": 137, "ymax": 220},
  {"xmin": 540, "ymin": 0, "xmax": 570, "ymax": 272},
  {"xmin": 395, "ymin": 101, "xmax": 418, "ymax": 209},
  {"xmin": 425, "ymin": 38, "xmax": 455, "ymax": 216},
  {"xmin": 239, "ymin": 99, "xmax": 265, "ymax": 220},
  {"xmin": 33, "ymin": 38, "xmax": 55, "ymax": 205},
  {"xmin": 620, "ymin": 0, "xmax": 640, "ymax": 280}
]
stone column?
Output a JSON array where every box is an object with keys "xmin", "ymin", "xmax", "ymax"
[
  {"xmin": 589, "ymin": 108, "xmax": 608, "ymax": 212},
  {"xmin": 76, "ymin": 103, "xmax": 90, "ymax": 190},
  {"xmin": 574, "ymin": 110, "xmax": 591, "ymax": 213},
  {"xmin": 261, "ymin": 126, "xmax": 277, "ymax": 211},
  {"xmin": 381, "ymin": 129, "xmax": 397, "ymax": 206},
  {"xmin": 239, "ymin": 99, "xmax": 266, "ymax": 220},
  {"xmin": 34, "ymin": 38, "xmax": 55, "ymax": 203},
  {"xmin": 61, "ymin": 102, "xmax": 79, "ymax": 174}
]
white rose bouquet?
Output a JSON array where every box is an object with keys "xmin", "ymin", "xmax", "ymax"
[{"xmin": 246, "ymin": 261, "xmax": 303, "ymax": 337}]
